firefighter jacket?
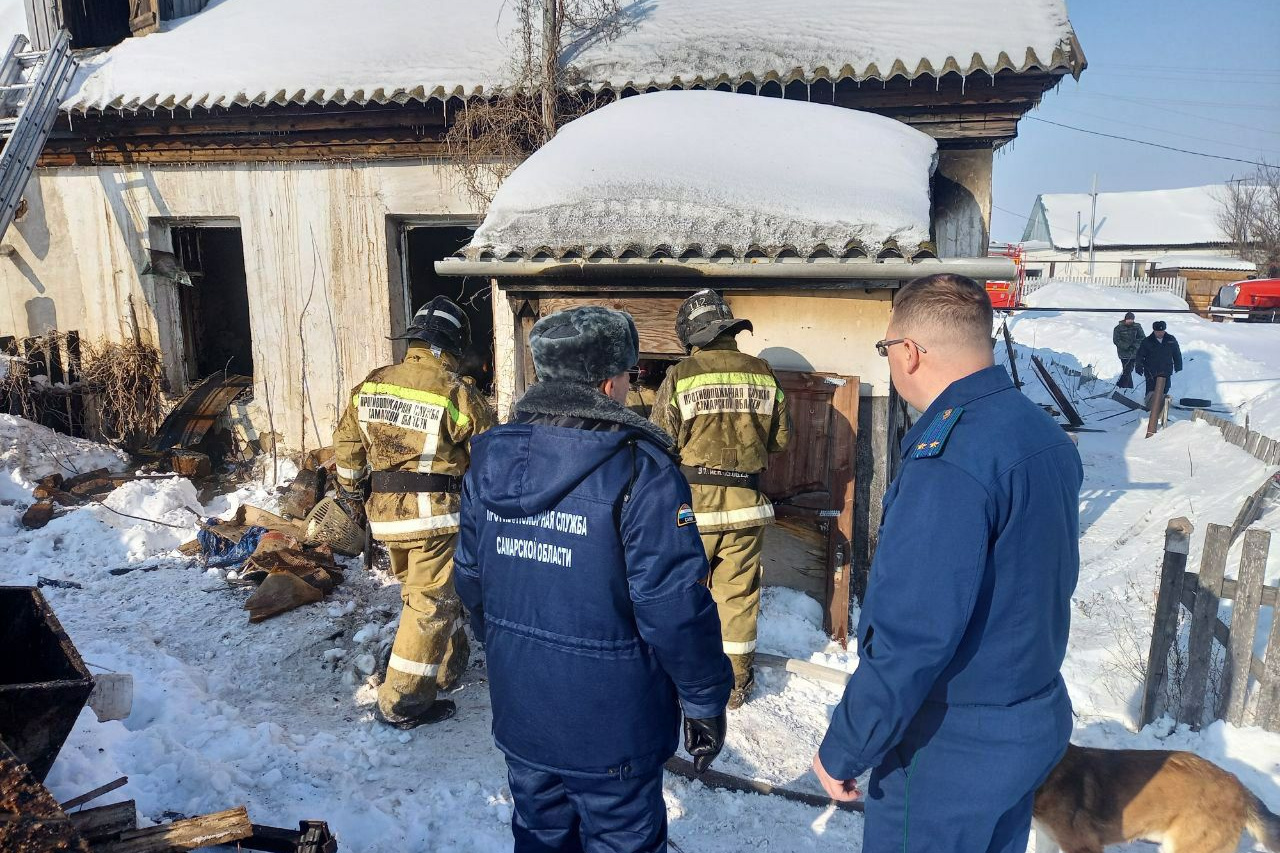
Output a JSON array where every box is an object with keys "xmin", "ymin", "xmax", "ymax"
[
  {"xmin": 819, "ymin": 366, "xmax": 1081, "ymax": 781},
  {"xmin": 1112, "ymin": 321, "xmax": 1144, "ymax": 360},
  {"xmin": 651, "ymin": 337, "xmax": 791, "ymax": 533},
  {"xmin": 454, "ymin": 380, "xmax": 732, "ymax": 778},
  {"xmin": 333, "ymin": 343, "xmax": 496, "ymax": 545}
]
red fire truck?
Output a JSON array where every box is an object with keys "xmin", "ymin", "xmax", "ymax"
[{"xmin": 1211, "ymin": 278, "xmax": 1280, "ymax": 322}]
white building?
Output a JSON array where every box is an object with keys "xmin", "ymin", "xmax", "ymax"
[{"xmin": 1018, "ymin": 184, "xmax": 1250, "ymax": 280}]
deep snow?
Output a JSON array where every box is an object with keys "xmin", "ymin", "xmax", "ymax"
[
  {"xmin": 471, "ymin": 91, "xmax": 937, "ymax": 258},
  {"xmin": 1, "ymin": 282, "xmax": 1278, "ymax": 852}
]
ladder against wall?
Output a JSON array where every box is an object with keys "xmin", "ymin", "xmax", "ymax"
[{"xmin": 0, "ymin": 29, "xmax": 75, "ymax": 241}]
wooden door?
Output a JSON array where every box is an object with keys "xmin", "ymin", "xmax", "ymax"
[{"xmin": 760, "ymin": 371, "xmax": 859, "ymax": 645}]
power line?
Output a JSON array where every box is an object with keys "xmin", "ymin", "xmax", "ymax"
[
  {"xmin": 1062, "ymin": 90, "xmax": 1279, "ymax": 110},
  {"xmin": 1050, "ymin": 106, "xmax": 1280, "ymax": 154},
  {"xmin": 1023, "ymin": 117, "xmax": 1278, "ymax": 168},
  {"xmin": 1070, "ymin": 92, "xmax": 1280, "ymax": 136}
]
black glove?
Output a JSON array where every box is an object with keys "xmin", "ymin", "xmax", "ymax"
[{"xmin": 683, "ymin": 713, "xmax": 726, "ymax": 773}]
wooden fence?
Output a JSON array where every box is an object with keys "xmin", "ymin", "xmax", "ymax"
[
  {"xmin": 1141, "ymin": 519, "xmax": 1277, "ymax": 729},
  {"xmin": 1193, "ymin": 409, "xmax": 1280, "ymax": 466}
]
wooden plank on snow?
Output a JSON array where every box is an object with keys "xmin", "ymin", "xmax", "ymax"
[{"xmin": 94, "ymin": 806, "xmax": 251, "ymax": 853}]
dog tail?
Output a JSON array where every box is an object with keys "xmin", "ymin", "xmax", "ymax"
[{"xmin": 1247, "ymin": 794, "xmax": 1280, "ymax": 852}]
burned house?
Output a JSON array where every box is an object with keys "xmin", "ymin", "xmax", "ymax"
[{"xmin": 0, "ymin": 0, "xmax": 1084, "ymax": 609}]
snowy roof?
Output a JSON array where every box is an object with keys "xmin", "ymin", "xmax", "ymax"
[
  {"xmin": 0, "ymin": 0, "xmax": 26, "ymax": 45},
  {"xmin": 1149, "ymin": 254, "xmax": 1257, "ymax": 272},
  {"xmin": 466, "ymin": 90, "xmax": 937, "ymax": 261},
  {"xmin": 1022, "ymin": 185, "xmax": 1230, "ymax": 250},
  {"xmin": 62, "ymin": 0, "xmax": 1082, "ymax": 113}
]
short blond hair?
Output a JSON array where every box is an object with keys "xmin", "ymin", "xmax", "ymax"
[{"xmin": 891, "ymin": 274, "xmax": 993, "ymax": 348}]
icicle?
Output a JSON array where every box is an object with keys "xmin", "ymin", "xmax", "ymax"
[{"xmin": 961, "ymin": 74, "xmax": 966, "ymax": 96}]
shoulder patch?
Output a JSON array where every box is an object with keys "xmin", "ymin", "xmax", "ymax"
[
  {"xmin": 911, "ymin": 406, "xmax": 965, "ymax": 459},
  {"xmin": 677, "ymin": 503, "xmax": 697, "ymax": 527}
]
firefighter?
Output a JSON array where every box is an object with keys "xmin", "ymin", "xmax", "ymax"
[
  {"xmin": 333, "ymin": 296, "xmax": 496, "ymax": 728},
  {"xmin": 652, "ymin": 289, "xmax": 791, "ymax": 709}
]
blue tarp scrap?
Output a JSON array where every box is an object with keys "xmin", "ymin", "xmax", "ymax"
[{"xmin": 197, "ymin": 519, "xmax": 267, "ymax": 569}]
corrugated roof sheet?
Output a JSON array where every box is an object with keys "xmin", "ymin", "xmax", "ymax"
[{"xmin": 60, "ymin": 0, "xmax": 1083, "ymax": 113}]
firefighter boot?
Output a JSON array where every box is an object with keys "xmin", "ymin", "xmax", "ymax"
[{"xmin": 727, "ymin": 652, "xmax": 755, "ymax": 710}]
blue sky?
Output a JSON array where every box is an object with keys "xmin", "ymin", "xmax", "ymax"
[{"xmin": 990, "ymin": 0, "xmax": 1280, "ymax": 242}]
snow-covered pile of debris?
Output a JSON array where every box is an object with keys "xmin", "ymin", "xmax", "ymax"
[
  {"xmin": 471, "ymin": 90, "xmax": 937, "ymax": 258},
  {"xmin": 1007, "ymin": 281, "xmax": 1280, "ymax": 411},
  {"xmin": 0, "ymin": 414, "xmax": 128, "ymax": 502}
]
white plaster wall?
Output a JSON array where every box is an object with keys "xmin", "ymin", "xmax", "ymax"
[
  {"xmin": 726, "ymin": 292, "xmax": 893, "ymax": 395},
  {"xmin": 0, "ymin": 161, "xmax": 480, "ymax": 449}
]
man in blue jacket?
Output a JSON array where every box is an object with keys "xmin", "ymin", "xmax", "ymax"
[
  {"xmin": 813, "ymin": 274, "xmax": 1083, "ymax": 853},
  {"xmin": 455, "ymin": 306, "xmax": 733, "ymax": 853}
]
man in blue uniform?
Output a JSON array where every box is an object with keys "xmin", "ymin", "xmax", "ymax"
[
  {"xmin": 813, "ymin": 274, "xmax": 1083, "ymax": 853},
  {"xmin": 455, "ymin": 306, "xmax": 733, "ymax": 853}
]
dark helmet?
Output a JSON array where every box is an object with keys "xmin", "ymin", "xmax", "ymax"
[
  {"xmin": 676, "ymin": 289, "xmax": 752, "ymax": 351},
  {"xmin": 391, "ymin": 296, "xmax": 470, "ymax": 355}
]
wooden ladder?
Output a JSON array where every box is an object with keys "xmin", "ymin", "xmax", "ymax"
[{"xmin": 0, "ymin": 29, "xmax": 75, "ymax": 241}]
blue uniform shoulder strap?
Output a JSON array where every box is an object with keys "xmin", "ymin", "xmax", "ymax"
[{"xmin": 911, "ymin": 406, "xmax": 965, "ymax": 459}]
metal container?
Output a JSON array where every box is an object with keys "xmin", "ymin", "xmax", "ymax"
[{"xmin": 0, "ymin": 588, "xmax": 94, "ymax": 781}]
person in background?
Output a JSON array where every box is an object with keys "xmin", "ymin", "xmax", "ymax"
[
  {"xmin": 813, "ymin": 274, "xmax": 1082, "ymax": 853},
  {"xmin": 1112, "ymin": 311, "xmax": 1144, "ymax": 389},
  {"xmin": 455, "ymin": 307, "xmax": 732, "ymax": 853},
  {"xmin": 1134, "ymin": 320, "xmax": 1183, "ymax": 407},
  {"xmin": 333, "ymin": 296, "xmax": 496, "ymax": 728}
]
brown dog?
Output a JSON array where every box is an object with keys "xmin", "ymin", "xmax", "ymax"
[{"xmin": 1034, "ymin": 743, "xmax": 1280, "ymax": 853}]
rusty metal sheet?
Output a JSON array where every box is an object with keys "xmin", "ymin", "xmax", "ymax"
[{"xmin": 146, "ymin": 373, "xmax": 251, "ymax": 454}]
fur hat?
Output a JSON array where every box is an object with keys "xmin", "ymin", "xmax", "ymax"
[
  {"xmin": 1152, "ymin": 320, "xmax": 1167, "ymax": 332},
  {"xmin": 529, "ymin": 307, "xmax": 639, "ymax": 385}
]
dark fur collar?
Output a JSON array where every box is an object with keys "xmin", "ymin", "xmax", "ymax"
[{"xmin": 514, "ymin": 380, "xmax": 673, "ymax": 450}]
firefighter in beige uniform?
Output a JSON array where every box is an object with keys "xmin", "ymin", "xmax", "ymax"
[
  {"xmin": 333, "ymin": 296, "xmax": 496, "ymax": 728},
  {"xmin": 652, "ymin": 290, "xmax": 791, "ymax": 708}
]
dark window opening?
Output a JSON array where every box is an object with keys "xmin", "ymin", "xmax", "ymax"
[
  {"xmin": 62, "ymin": 0, "xmax": 133, "ymax": 48},
  {"xmin": 404, "ymin": 225, "xmax": 493, "ymax": 394},
  {"xmin": 172, "ymin": 226, "xmax": 253, "ymax": 381}
]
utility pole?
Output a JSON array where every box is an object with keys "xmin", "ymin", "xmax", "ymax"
[
  {"xmin": 1076, "ymin": 210, "xmax": 1083, "ymax": 263},
  {"xmin": 1088, "ymin": 173, "xmax": 1099, "ymax": 275}
]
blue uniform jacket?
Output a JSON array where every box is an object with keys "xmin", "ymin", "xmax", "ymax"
[
  {"xmin": 454, "ymin": 399, "xmax": 733, "ymax": 779},
  {"xmin": 819, "ymin": 365, "xmax": 1083, "ymax": 779}
]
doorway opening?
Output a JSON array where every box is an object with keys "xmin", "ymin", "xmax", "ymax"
[
  {"xmin": 171, "ymin": 225, "xmax": 253, "ymax": 382},
  {"xmin": 402, "ymin": 223, "xmax": 493, "ymax": 394},
  {"xmin": 62, "ymin": 0, "xmax": 133, "ymax": 48}
]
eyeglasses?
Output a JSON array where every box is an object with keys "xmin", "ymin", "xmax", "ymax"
[{"xmin": 875, "ymin": 338, "xmax": 927, "ymax": 357}]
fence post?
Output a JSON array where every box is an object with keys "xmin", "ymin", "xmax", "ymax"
[
  {"xmin": 1180, "ymin": 524, "xmax": 1231, "ymax": 728},
  {"xmin": 1146, "ymin": 376, "xmax": 1167, "ymax": 438},
  {"xmin": 1223, "ymin": 529, "xmax": 1271, "ymax": 724},
  {"xmin": 1141, "ymin": 517, "xmax": 1193, "ymax": 727}
]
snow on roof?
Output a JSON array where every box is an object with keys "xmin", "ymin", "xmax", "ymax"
[
  {"xmin": 1149, "ymin": 254, "xmax": 1257, "ymax": 272},
  {"xmin": 1026, "ymin": 185, "xmax": 1230, "ymax": 250},
  {"xmin": 63, "ymin": 0, "xmax": 1081, "ymax": 113},
  {"xmin": 468, "ymin": 90, "xmax": 937, "ymax": 260}
]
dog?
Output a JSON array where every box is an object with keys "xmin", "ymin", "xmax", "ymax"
[{"xmin": 1034, "ymin": 743, "xmax": 1280, "ymax": 853}]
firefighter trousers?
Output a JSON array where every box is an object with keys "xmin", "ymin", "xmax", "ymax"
[
  {"xmin": 378, "ymin": 535, "xmax": 470, "ymax": 723},
  {"xmin": 700, "ymin": 526, "xmax": 765, "ymax": 687}
]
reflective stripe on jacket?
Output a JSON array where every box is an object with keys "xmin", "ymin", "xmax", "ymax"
[
  {"xmin": 333, "ymin": 343, "xmax": 496, "ymax": 544},
  {"xmin": 652, "ymin": 337, "xmax": 790, "ymax": 532}
]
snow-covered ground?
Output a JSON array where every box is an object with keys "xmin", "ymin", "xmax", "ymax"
[{"xmin": 1, "ymin": 283, "xmax": 1278, "ymax": 851}]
